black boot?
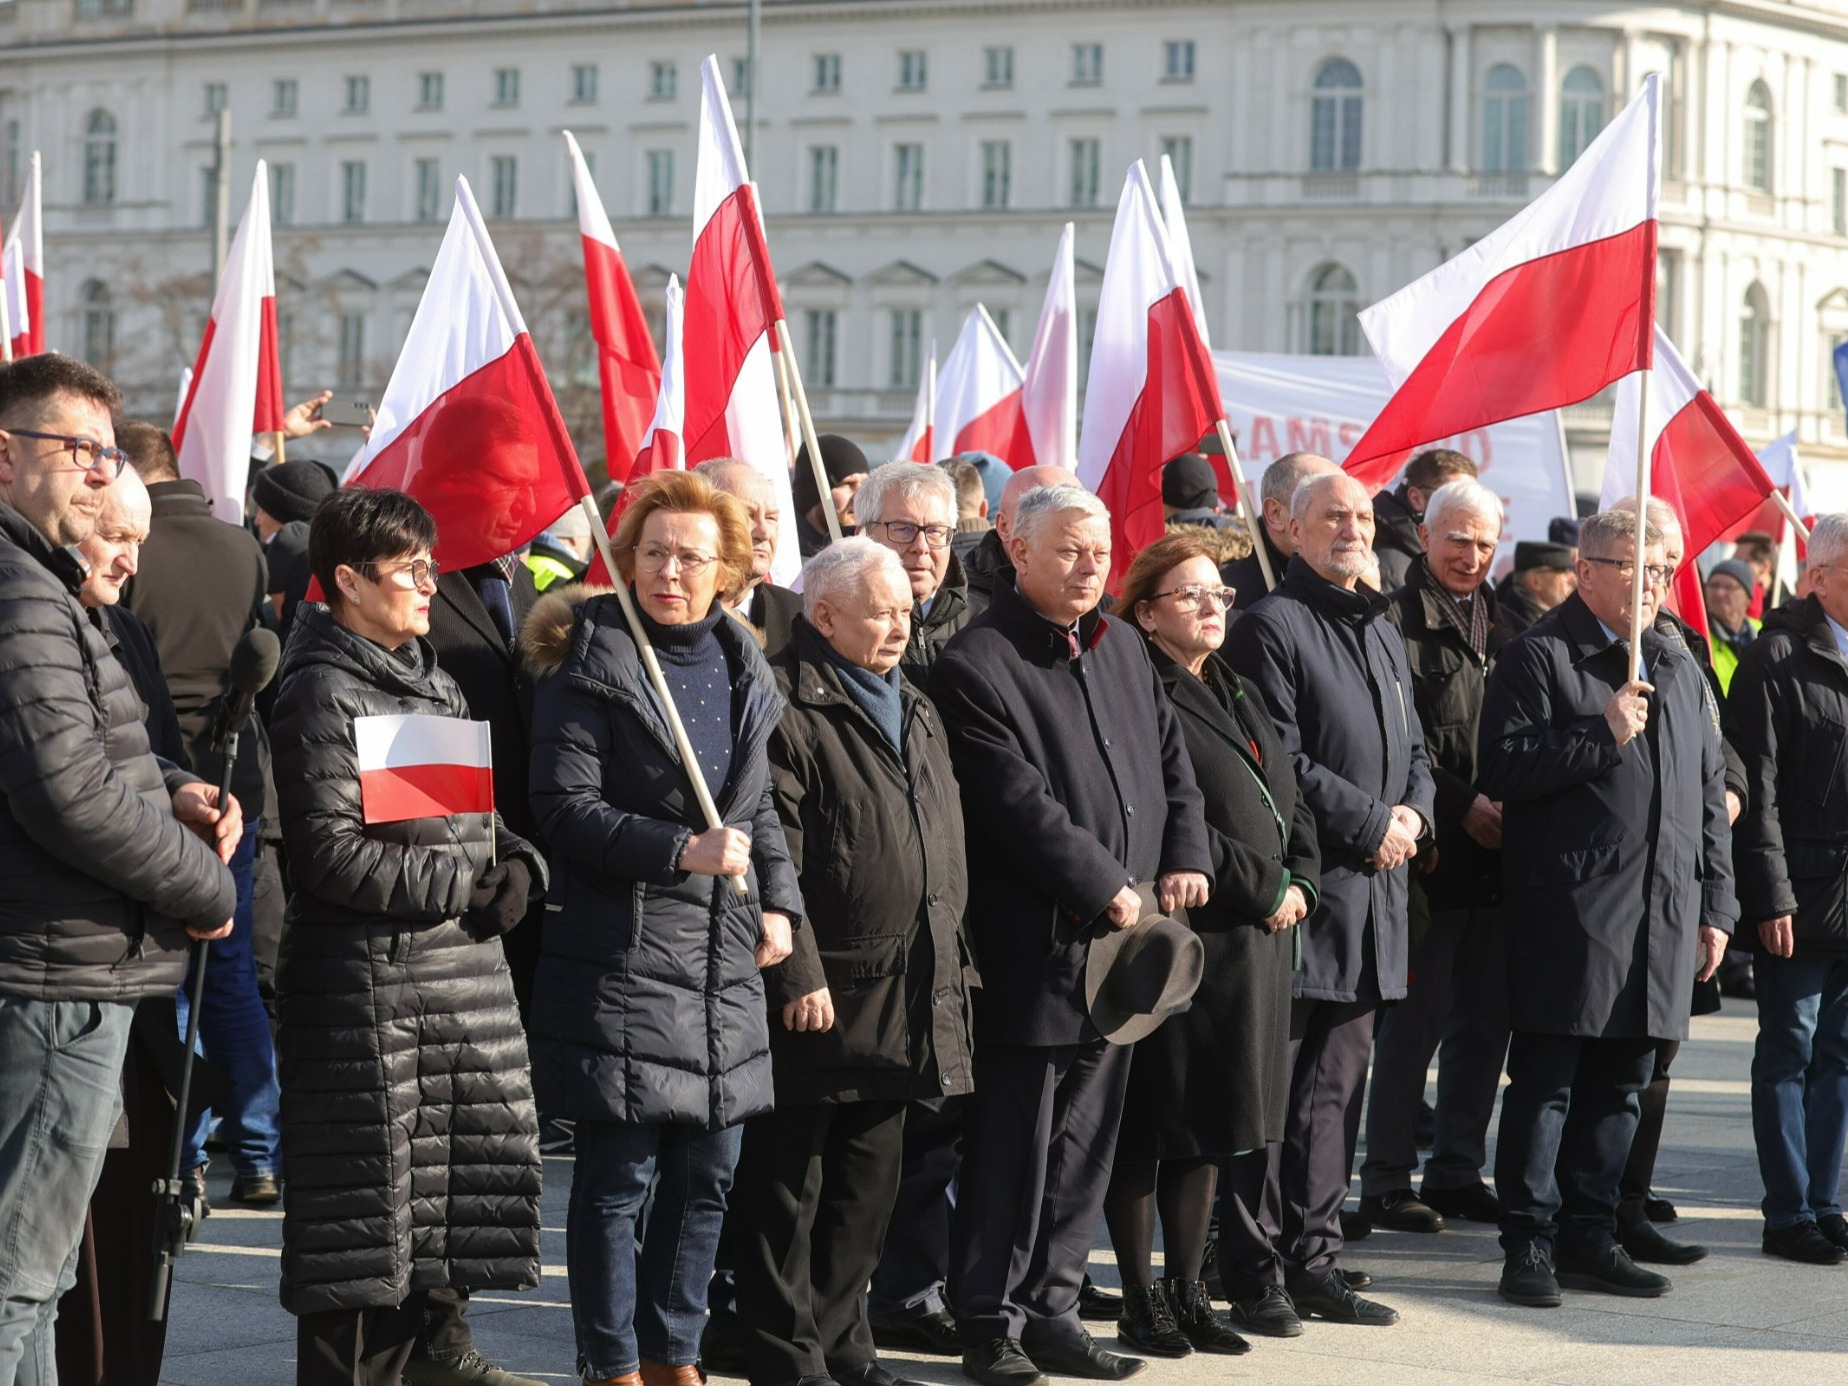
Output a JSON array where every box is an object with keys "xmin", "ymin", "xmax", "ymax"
[
  {"xmin": 1162, "ymin": 1278, "xmax": 1250, "ymax": 1356},
  {"xmin": 1115, "ymin": 1282, "xmax": 1192, "ymax": 1358}
]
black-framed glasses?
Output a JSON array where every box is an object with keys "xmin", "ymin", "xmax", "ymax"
[
  {"xmin": 360, "ymin": 557, "xmax": 440, "ymax": 589},
  {"xmin": 865, "ymin": 519, "xmax": 953, "ymax": 550},
  {"xmin": 1152, "ymin": 584, "xmax": 1236, "ymax": 612},
  {"xmin": 4, "ymin": 429, "xmax": 130, "ymax": 480},
  {"xmin": 1583, "ymin": 556, "xmax": 1674, "ymax": 587}
]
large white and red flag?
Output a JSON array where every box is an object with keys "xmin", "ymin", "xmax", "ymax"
[
  {"xmin": 2, "ymin": 151, "xmax": 44, "ymax": 359},
  {"xmin": 1078, "ymin": 162, "xmax": 1223, "ymax": 582},
  {"xmin": 891, "ymin": 340, "xmax": 937, "ymax": 463},
  {"xmin": 686, "ymin": 55, "xmax": 799, "ymax": 584},
  {"xmin": 353, "ymin": 713, "xmax": 493, "ymax": 824},
  {"xmin": 1346, "ymin": 75, "xmax": 1662, "ymax": 488},
  {"xmin": 1725, "ymin": 429, "xmax": 1811, "ymax": 555},
  {"xmin": 564, "ymin": 131, "xmax": 661, "ymax": 484},
  {"xmin": 1019, "ymin": 223, "xmax": 1078, "ymax": 472},
  {"xmin": 937, "ymin": 307, "xmax": 1030, "ymax": 460},
  {"xmin": 172, "ymin": 161, "xmax": 286, "ymax": 522},
  {"xmin": 343, "ymin": 177, "xmax": 587, "ymax": 573}
]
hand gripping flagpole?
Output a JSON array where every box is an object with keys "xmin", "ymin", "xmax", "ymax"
[
  {"xmin": 1214, "ymin": 420, "xmax": 1276, "ymax": 592},
  {"xmin": 579, "ymin": 493, "xmax": 749, "ymax": 897}
]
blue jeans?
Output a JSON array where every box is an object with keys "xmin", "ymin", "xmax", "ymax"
[
  {"xmin": 1751, "ymin": 952, "xmax": 1848, "ymax": 1230},
  {"xmin": 0, "ymin": 997, "xmax": 134, "ymax": 1386},
  {"xmin": 175, "ymin": 824, "xmax": 281, "ymax": 1177},
  {"xmin": 566, "ymin": 1117, "xmax": 742, "ymax": 1379}
]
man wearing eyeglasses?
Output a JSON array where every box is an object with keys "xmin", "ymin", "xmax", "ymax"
[
  {"xmin": 0, "ymin": 355, "xmax": 239, "ymax": 1375},
  {"xmin": 856, "ymin": 463, "xmax": 972, "ymax": 686},
  {"xmin": 1480, "ymin": 507, "xmax": 1735, "ymax": 1310}
]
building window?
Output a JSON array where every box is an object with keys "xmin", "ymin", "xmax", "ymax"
[
  {"xmin": 1163, "ymin": 40, "xmax": 1195, "ymax": 83},
  {"xmin": 344, "ymin": 75, "xmax": 370, "ymax": 114},
  {"xmin": 731, "ymin": 58, "xmax": 753, "ymax": 98},
  {"xmin": 1836, "ymin": 74, "xmax": 1847, "ymax": 113},
  {"xmin": 80, "ymin": 281, "xmax": 114, "ymax": 375},
  {"xmin": 200, "ymin": 166, "xmax": 219, "ymax": 228},
  {"xmin": 984, "ymin": 47, "xmax": 1014, "ymax": 89},
  {"xmin": 572, "ymin": 64, "xmax": 599, "ymax": 104},
  {"xmin": 341, "ymin": 160, "xmax": 367, "ymax": 223},
  {"xmin": 894, "ymin": 143, "xmax": 924, "ymax": 211},
  {"xmin": 899, "ymin": 50, "xmax": 928, "ymax": 91},
  {"xmin": 1307, "ymin": 262, "xmax": 1362, "ymax": 355},
  {"xmin": 1836, "ymin": 168, "xmax": 1847, "ymax": 236},
  {"xmin": 203, "ymin": 82, "xmax": 227, "ymax": 118},
  {"xmin": 417, "ymin": 72, "xmax": 444, "ymax": 111},
  {"xmin": 649, "ymin": 61, "xmax": 677, "ymax": 101},
  {"xmin": 1481, "ymin": 63, "xmax": 1529, "ymax": 173},
  {"xmin": 1828, "ymin": 329, "xmax": 1848, "ymax": 416},
  {"xmin": 980, "ymin": 140, "xmax": 1012, "ymax": 210},
  {"xmin": 1072, "ymin": 43, "xmax": 1103, "ymax": 86},
  {"xmin": 1311, "ymin": 59, "xmax": 1363, "ymax": 171},
  {"xmin": 1739, "ymin": 283, "xmax": 1770, "ymax": 406},
  {"xmin": 82, "ymin": 109, "xmax": 117, "ymax": 206},
  {"xmin": 647, "ymin": 150, "xmax": 674, "ymax": 216},
  {"xmin": 814, "ymin": 53, "xmax": 842, "ymax": 93},
  {"xmin": 3, "ymin": 121, "xmax": 19, "ymax": 210},
  {"xmin": 74, "ymin": 0, "xmax": 133, "ymax": 17},
  {"xmin": 270, "ymin": 161, "xmax": 295, "ymax": 226},
  {"xmin": 809, "ymin": 146, "xmax": 839, "ymax": 213},
  {"xmin": 1161, "ymin": 135, "xmax": 1194, "ymax": 203},
  {"xmin": 806, "ymin": 309, "xmax": 838, "ymax": 388},
  {"xmin": 272, "ymin": 79, "xmax": 297, "ymax": 119},
  {"xmin": 490, "ymin": 155, "xmax": 517, "ymax": 218},
  {"xmin": 1068, "ymin": 137, "xmax": 1101, "ymax": 207},
  {"xmin": 889, "ymin": 309, "xmax": 923, "ymax": 389},
  {"xmin": 493, "ymin": 68, "xmax": 520, "ymax": 108},
  {"xmin": 1558, "ymin": 66, "xmax": 1605, "ymax": 168},
  {"xmin": 1744, "ymin": 80, "xmax": 1773, "ymax": 193},
  {"xmin": 415, "ymin": 158, "xmax": 441, "ymax": 221},
  {"xmin": 337, "ymin": 312, "xmax": 366, "ymax": 389}
]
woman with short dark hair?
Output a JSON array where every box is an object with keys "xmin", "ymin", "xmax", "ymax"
[{"xmin": 271, "ymin": 486, "xmax": 544, "ymax": 1386}]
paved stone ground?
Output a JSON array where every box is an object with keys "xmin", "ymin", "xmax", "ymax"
[{"xmin": 160, "ymin": 999, "xmax": 1848, "ymax": 1385}]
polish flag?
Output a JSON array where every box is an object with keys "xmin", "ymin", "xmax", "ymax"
[
  {"xmin": 1346, "ymin": 76, "xmax": 1662, "ymax": 488},
  {"xmin": 564, "ymin": 131, "xmax": 661, "ymax": 485},
  {"xmin": 1019, "ymin": 223, "xmax": 1079, "ymax": 472},
  {"xmin": 891, "ymin": 340, "xmax": 937, "ymax": 463},
  {"xmin": 1601, "ymin": 326, "xmax": 1776, "ymax": 638},
  {"xmin": 685, "ymin": 55, "xmax": 799, "ymax": 585},
  {"xmin": 172, "ymin": 162, "xmax": 286, "ymax": 523},
  {"xmin": 1077, "ymin": 162, "xmax": 1224, "ymax": 582},
  {"xmin": 1727, "ymin": 429, "xmax": 1810, "ymax": 554},
  {"xmin": 353, "ymin": 714, "xmax": 493, "ymax": 824},
  {"xmin": 937, "ymin": 306, "xmax": 1030, "ymax": 463},
  {"xmin": 344, "ymin": 177, "xmax": 587, "ymax": 574},
  {"xmin": 2, "ymin": 152, "xmax": 44, "ymax": 359},
  {"xmin": 1159, "ymin": 154, "xmax": 1248, "ymax": 506},
  {"xmin": 630, "ymin": 276, "xmax": 687, "ymax": 482}
]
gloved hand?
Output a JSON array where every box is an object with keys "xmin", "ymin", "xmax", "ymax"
[{"xmin": 464, "ymin": 859, "xmax": 532, "ymax": 939}]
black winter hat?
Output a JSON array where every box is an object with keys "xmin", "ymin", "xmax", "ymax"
[
  {"xmin": 1162, "ymin": 453, "xmax": 1220, "ymax": 511},
  {"xmin": 1513, "ymin": 540, "xmax": 1575, "ymax": 572},
  {"xmin": 251, "ymin": 459, "xmax": 337, "ymax": 525},
  {"xmin": 792, "ymin": 434, "xmax": 870, "ymax": 513}
]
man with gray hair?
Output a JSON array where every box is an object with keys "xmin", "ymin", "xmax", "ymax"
[
  {"xmin": 857, "ymin": 462, "xmax": 974, "ymax": 681},
  {"xmin": 961, "ymin": 465, "xmax": 1083, "ymax": 611},
  {"xmin": 1360, "ymin": 478, "xmax": 1512, "ymax": 1235},
  {"xmin": 1221, "ymin": 452, "xmax": 1339, "ymax": 610},
  {"xmin": 934, "ymin": 485, "xmax": 1211, "ymax": 1386},
  {"xmin": 1480, "ymin": 507, "xmax": 1735, "ymax": 1308}
]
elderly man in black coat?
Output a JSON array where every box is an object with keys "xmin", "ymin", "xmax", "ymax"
[
  {"xmin": 1480, "ymin": 507, "xmax": 1736, "ymax": 1309},
  {"xmin": 1221, "ymin": 470, "xmax": 1434, "ymax": 1331},
  {"xmin": 698, "ymin": 459, "xmax": 803, "ymax": 659},
  {"xmin": 932, "ymin": 485, "xmax": 1211, "ymax": 1386}
]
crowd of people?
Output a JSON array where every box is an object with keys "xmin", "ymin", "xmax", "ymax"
[{"xmin": 0, "ymin": 350, "xmax": 1843, "ymax": 1386}]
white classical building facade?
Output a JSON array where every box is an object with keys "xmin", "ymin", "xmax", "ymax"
[{"xmin": 4, "ymin": 0, "xmax": 1848, "ymax": 483}]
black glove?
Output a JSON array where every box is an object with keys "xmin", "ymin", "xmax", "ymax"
[{"xmin": 464, "ymin": 859, "xmax": 532, "ymax": 939}]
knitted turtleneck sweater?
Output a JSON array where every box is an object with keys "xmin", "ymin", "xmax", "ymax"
[{"xmin": 639, "ymin": 601, "xmax": 738, "ymax": 792}]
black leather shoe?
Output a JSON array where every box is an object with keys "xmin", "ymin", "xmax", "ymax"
[
  {"xmin": 962, "ymin": 1339, "xmax": 1047, "ymax": 1386},
  {"xmin": 871, "ymin": 1309, "xmax": 961, "ymax": 1357},
  {"xmin": 1285, "ymin": 1269, "xmax": 1400, "ymax": 1325},
  {"xmin": 834, "ymin": 1362, "xmax": 926, "ymax": 1386},
  {"xmin": 1820, "ymin": 1213, "xmax": 1848, "ymax": 1251},
  {"xmin": 1358, "ymin": 1190, "xmax": 1444, "ymax": 1234},
  {"xmin": 1619, "ymin": 1217, "xmax": 1708, "ymax": 1265},
  {"xmin": 1225, "ymin": 1284, "xmax": 1302, "ymax": 1338},
  {"xmin": 1163, "ymin": 1278, "xmax": 1250, "ymax": 1356},
  {"xmin": 1019, "ymin": 1330, "xmax": 1146, "ymax": 1380},
  {"xmin": 1762, "ymin": 1220, "xmax": 1848, "ymax": 1265},
  {"xmin": 1340, "ymin": 1269, "xmax": 1373, "ymax": 1291},
  {"xmin": 1076, "ymin": 1278, "xmax": 1122, "ymax": 1322},
  {"xmin": 1555, "ymin": 1246, "xmax": 1672, "ymax": 1297},
  {"xmin": 1114, "ymin": 1283, "xmax": 1191, "ymax": 1358},
  {"xmin": 1422, "ymin": 1182, "xmax": 1503, "ymax": 1224},
  {"xmin": 1644, "ymin": 1195, "xmax": 1679, "ymax": 1224},
  {"xmin": 1338, "ymin": 1208, "xmax": 1372, "ymax": 1242},
  {"xmin": 1498, "ymin": 1243, "xmax": 1561, "ymax": 1308}
]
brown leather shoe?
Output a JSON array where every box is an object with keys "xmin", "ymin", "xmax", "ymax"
[
  {"xmin": 639, "ymin": 1362, "xmax": 704, "ymax": 1386},
  {"xmin": 586, "ymin": 1375, "xmax": 643, "ymax": 1386}
]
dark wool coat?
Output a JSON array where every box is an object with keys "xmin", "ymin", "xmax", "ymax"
[
  {"xmin": 1371, "ymin": 484, "xmax": 1424, "ymax": 594},
  {"xmin": 764, "ymin": 618, "xmax": 976, "ymax": 1105},
  {"xmin": 747, "ymin": 581, "xmax": 803, "ymax": 662},
  {"xmin": 1479, "ymin": 593, "xmax": 1739, "ymax": 1039},
  {"xmin": 1223, "ymin": 557, "xmax": 1435, "ymax": 1003},
  {"xmin": 270, "ymin": 603, "xmax": 543, "ymax": 1316},
  {"xmin": 901, "ymin": 553, "xmax": 976, "ymax": 688},
  {"xmin": 1221, "ymin": 529, "xmax": 1288, "ymax": 611},
  {"xmin": 1118, "ymin": 648, "xmax": 1321, "ymax": 1159},
  {"xmin": 960, "ymin": 527, "xmax": 1008, "ymax": 614},
  {"xmin": 931, "ymin": 580, "xmax": 1212, "ymax": 1047},
  {"xmin": 0, "ymin": 503, "xmax": 235, "ymax": 1002},
  {"xmin": 426, "ymin": 565, "xmax": 540, "ymax": 839},
  {"xmin": 101, "ymin": 605, "xmax": 188, "ymax": 768},
  {"xmin": 523, "ymin": 586, "xmax": 804, "ymax": 1130},
  {"xmin": 1728, "ymin": 595, "xmax": 1848, "ymax": 956}
]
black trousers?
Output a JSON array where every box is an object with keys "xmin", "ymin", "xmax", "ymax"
[
  {"xmin": 1269, "ymin": 997, "xmax": 1377, "ymax": 1285},
  {"xmin": 730, "ymin": 1099, "xmax": 906, "ymax": 1385},
  {"xmin": 868, "ymin": 1094, "xmax": 967, "ymax": 1322},
  {"xmin": 297, "ymin": 1292, "xmax": 429, "ymax": 1386},
  {"xmin": 949, "ymin": 1041, "xmax": 1131, "ymax": 1345},
  {"xmin": 1618, "ymin": 1039, "xmax": 1680, "ymax": 1223},
  {"xmin": 1494, "ymin": 1032, "xmax": 1657, "ymax": 1256}
]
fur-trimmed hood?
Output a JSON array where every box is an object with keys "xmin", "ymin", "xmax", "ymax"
[{"xmin": 519, "ymin": 582, "xmax": 766, "ymax": 680}]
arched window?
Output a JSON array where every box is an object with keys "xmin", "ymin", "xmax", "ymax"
[
  {"xmin": 1310, "ymin": 60, "xmax": 1363, "ymax": 172},
  {"xmin": 82, "ymin": 110, "xmax": 117, "ymax": 206},
  {"xmin": 80, "ymin": 280, "xmax": 114, "ymax": 373},
  {"xmin": 1557, "ymin": 66, "xmax": 1605, "ymax": 168},
  {"xmin": 1481, "ymin": 65, "xmax": 1529, "ymax": 173},
  {"xmin": 1307, "ymin": 262, "xmax": 1361, "ymax": 355},
  {"xmin": 1740, "ymin": 282, "xmax": 1770, "ymax": 407},
  {"xmin": 1744, "ymin": 81, "xmax": 1773, "ymax": 193}
]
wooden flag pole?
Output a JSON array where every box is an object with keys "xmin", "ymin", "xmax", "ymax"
[
  {"xmin": 1627, "ymin": 369, "xmax": 1652, "ymax": 684},
  {"xmin": 772, "ymin": 339, "xmax": 801, "ymax": 465},
  {"xmin": 272, "ymin": 431, "xmax": 288, "ymax": 465},
  {"xmin": 1771, "ymin": 489, "xmax": 1811, "ymax": 538},
  {"xmin": 1215, "ymin": 419, "xmax": 1275, "ymax": 592},
  {"xmin": 578, "ymin": 493, "xmax": 749, "ymax": 897},
  {"xmin": 773, "ymin": 318, "xmax": 844, "ymax": 542}
]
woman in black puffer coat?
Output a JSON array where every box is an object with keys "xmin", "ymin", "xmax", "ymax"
[{"xmin": 270, "ymin": 488, "xmax": 544, "ymax": 1386}]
